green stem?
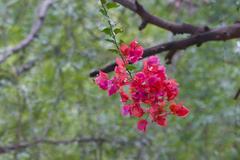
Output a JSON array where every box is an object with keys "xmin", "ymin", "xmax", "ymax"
[{"xmin": 100, "ymin": 1, "xmax": 133, "ymax": 79}]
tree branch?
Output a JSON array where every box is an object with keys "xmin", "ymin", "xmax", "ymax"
[
  {"xmin": 0, "ymin": 137, "xmax": 106, "ymax": 154},
  {"xmin": 113, "ymin": 0, "xmax": 208, "ymax": 34},
  {"xmin": 14, "ymin": 59, "xmax": 37, "ymax": 76},
  {"xmin": 0, "ymin": 136, "xmax": 143, "ymax": 155},
  {"xmin": 89, "ymin": 23, "xmax": 240, "ymax": 77},
  {"xmin": 0, "ymin": 0, "xmax": 53, "ymax": 64},
  {"xmin": 234, "ymin": 88, "xmax": 240, "ymax": 100},
  {"xmin": 165, "ymin": 50, "xmax": 177, "ymax": 64}
]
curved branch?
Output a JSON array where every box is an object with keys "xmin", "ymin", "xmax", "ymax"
[
  {"xmin": 0, "ymin": 0, "xmax": 53, "ymax": 64},
  {"xmin": 113, "ymin": 0, "xmax": 208, "ymax": 34},
  {"xmin": 89, "ymin": 23, "xmax": 240, "ymax": 77}
]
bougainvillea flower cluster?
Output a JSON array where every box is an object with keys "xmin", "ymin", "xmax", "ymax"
[{"xmin": 95, "ymin": 40, "xmax": 190, "ymax": 132}]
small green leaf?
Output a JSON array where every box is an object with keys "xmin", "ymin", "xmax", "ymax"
[
  {"xmin": 107, "ymin": 48, "xmax": 118, "ymax": 53},
  {"xmin": 99, "ymin": 8, "xmax": 107, "ymax": 16},
  {"xmin": 119, "ymin": 39, "xmax": 125, "ymax": 44},
  {"xmin": 101, "ymin": 27, "xmax": 111, "ymax": 36},
  {"xmin": 114, "ymin": 28, "xmax": 123, "ymax": 35},
  {"xmin": 106, "ymin": 2, "xmax": 119, "ymax": 9},
  {"xmin": 105, "ymin": 38, "xmax": 115, "ymax": 44},
  {"xmin": 100, "ymin": 0, "xmax": 106, "ymax": 4},
  {"xmin": 126, "ymin": 64, "xmax": 137, "ymax": 71}
]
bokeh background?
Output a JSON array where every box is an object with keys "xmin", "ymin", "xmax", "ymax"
[{"xmin": 0, "ymin": 0, "xmax": 239, "ymax": 159}]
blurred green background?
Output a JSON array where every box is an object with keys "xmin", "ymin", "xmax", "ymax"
[{"xmin": 0, "ymin": 0, "xmax": 239, "ymax": 159}]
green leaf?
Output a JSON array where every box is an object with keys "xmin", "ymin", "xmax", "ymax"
[
  {"xmin": 126, "ymin": 64, "xmax": 137, "ymax": 71},
  {"xmin": 99, "ymin": 8, "xmax": 107, "ymax": 16},
  {"xmin": 107, "ymin": 48, "xmax": 118, "ymax": 53},
  {"xmin": 106, "ymin": 2, "xmax": 119, "ymax": 9},
  {"xmin": 105, "ymin": 38, "xmax": 115, "ymax": 44},
  {"xmin": 100, "ymin": 0, "xmax": 106, "ymax": 4},
  {"xmin": 119, "ymin": 39, "xmax": 125, "ymax": 44},
  {"xmin": 101, "ymin": 27, "xmax": 111, "ymax": 36},
  {"xmin": 114, "ymin": 28, "xmax": 123, "ymax": 35}
]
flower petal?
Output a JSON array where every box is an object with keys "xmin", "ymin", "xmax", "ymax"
[{"xmin": 137, "ymin": 119, "xmax": 148, "ymax": 132}]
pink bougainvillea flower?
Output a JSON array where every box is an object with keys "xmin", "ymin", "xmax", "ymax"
[
  {"xmin": 133, "ymin": 72, "xmax": 146, "ymax": 84},
  {"xmin": 108, "ymin": 77, "xmax": 119, "ymax": 96},
  {"xmin": 155, "ymin": 65, "xmax": 167, "ymax": 80},
  {"xmin": 147, "ymin": 75, "xmax": 163, "ymax": 93},
  {"xmin": 130, "ymin": 103, "xmax": 144, "ymax": 118},
  {"xmin": 129, "ymin": 40, "xmax": 138, "ymax": 48},
  {"xmin": 120, "ymin": 90, "xmax": 129, "ymax": 103},
  {"xmin": 164, "ymin": 79, "xmax": 179, "ymax": 101},
  {"xmin": 144, "ymin": 55, "xmax": 160, "ymax": 67},
  {"xmin": 95, "ymin": 71, "xmax": 109, "ymax": 90},
  {"xmin": 121, "ymin": 105, "xmax": 131, "ymax": 116},
  {"xmin": 115, "ymin": 58, "xmax": 129, "ymax": 86},
  {"xmin": 169, "ymin": 103, "xmax": 179, "ymax": 114},
  {"xmin": 143, "ymin": 56, "xmax": 160, "ymax": 73},
  {"xmin": 176, "ymin": 105, "xmax": 190, "ymax": 117},
  {"xmin": 120, "ymin": 44, "xmax": 129, "ymax": 56},
  {"xmin": 130, "ymin": 72, "xmax": 146, "ymax": 91},
  {"xmin": 155, "ymin": 114, "xmax": 168, "ymax": 127},
  {"xmin": 127, "ymin": 41, "xmax": 143, "ymax": 63},
  {"xmin": 148, "ymin": 103, "xmax": 166, "ymax": 124},
  {"xmin": 131, "ymin": 90, "xmax": 148, "ymax": 103},
  {"xmin": 120, "ymin": 40, "xmax": 143, "ymax": 64},
  {"xmin": 170, "ymin": 103, "xmax": 190, "ymax": 118},
  {"xmin": 137, "ymin": 119, "xmax": 148, "ymax": 132},
  {"xmin": 94, "ymin": 40, "xmax": 190, "ymax": 132},
  {"xmin": 116, "ymin": 57, "xmax": 125, "ymax": 67}
]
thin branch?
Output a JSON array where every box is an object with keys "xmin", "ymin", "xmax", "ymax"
[
  {"xmin": 0, "ymin": 136, "xmax": 142, "ymax": 155},
  {"xmin": 113, "ymin": 0, "xmax": 208, "ymax": 34},
  {"xmin": 0, "ymin": 0, "xmax": 53, "ymax": 64},
  {"xmin": 89, "ymin": 23, "xmax": 240, "ymax": 77},
  {"xmin": 14, "ymin": 59, "xmax": 37, "ymax": 76},
  {"xmin": 0, "ymin": 137, "xmax": 106, "ymax": 154},
  {"xmin": 234, "ymin": 88, "xmax": 240, "ymax": 100},
  {"xmin": 165, "ymin": 50, "xmax": 177, "ymax": 64}
]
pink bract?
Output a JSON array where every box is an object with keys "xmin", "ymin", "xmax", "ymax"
[
  {"xmin": 121, "ymin": 105, "xmax": 131, "ymax": 116},
  {"xmin": 137, "ymin": 119, "xmax": 148, "ymax": 132},
  {"xmin": 120, "ymin": 40, "xmax": 143, "ymax": 64},
  {"xmin": 95, "ymin": 40, "xmax": 190, "ymax": 132},
  {"xmin": 95, "ymin": 71, "xmax": 109, "ymax": 90}
]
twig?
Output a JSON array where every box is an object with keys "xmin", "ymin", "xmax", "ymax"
[
  {"xmin": 0, "ymin": 136, "xmax": 141, "ymax": 155},
  {"xmin": 0, "ymin": 137, "xmax": 106, "ymax": 154},
  {"xmin": 89, "ymin": 23, "xmax": 240, "ymax": 77},
  {"xmin": 0, "ymin": 0, "xmax": 53, "ymax": 64},
  {"xmin": 14, "ymin": 59, "xmax": 37, "ymax": 76},
  {"xmin": 113, "ymin": 0, "xmax": 208, "ymax": 34},
  {"xmin": 234, "ymin": 88, "xmax": 240, "ymax": 100},
  {"xmin": 165, "ymin": 50, "xmax": 177, "ymax": 64}
]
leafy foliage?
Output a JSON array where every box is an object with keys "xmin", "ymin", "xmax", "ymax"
[{"xmin": 0, "ymin": 0, "xmax": 239, "ymax": 159}]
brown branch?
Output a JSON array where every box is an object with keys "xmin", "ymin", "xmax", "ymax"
[
  {"xmin": 89, "ymin": 23, "xmax": 240, "ymax": 77},
  {"xmin": 0, "ymin": 137, "xmax": 106, "ymax": 154},
  {"xmin": 0, "ymin": 136, "xmax": 142, "ymax": 155},
  {"xmin": 165, "ymin": 50, "xmax": 177, "ymax": 64},
  {"xmin": 113, "ymin": 0, "xmax": 208, "ymax": 34},
  {"xmin": 0, "ymin": 0, "xmax": 53, "ymax": 64},
  {"xmin": 234, "ymin": 88, "xmax": 240, "ymax": 100}
]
